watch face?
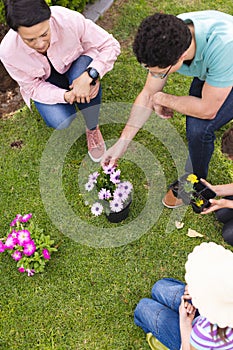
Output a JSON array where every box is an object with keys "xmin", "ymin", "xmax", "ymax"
[{"xmin": 89, "ymin": 68, "xmax": 99, "ymax": 79}]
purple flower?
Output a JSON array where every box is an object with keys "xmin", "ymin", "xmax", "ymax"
[
  {"xmin": 118, "ymin": 181, "xmax": 133, "ymax": 194},
  {"xmin": 113, "ymin": 188, "xmax": 128, "ymax": 202},
  {"xmin": 26, "ymin": 269, "xmax": 35, "ymax": 277},
  {"xmin": 10, "ymin": 214, "xmax": 22, "ymax": 227},
  {"xmin": 91, "ymin": 202, "xmax": 104, "ymax": 216},
  {"xmin": 5, "ymin": 234, "xmax": 18, "ymax": 249},
  {"xmin": 18, "ymin": 267, "xmax": 25, "ymax": 273},
  {"xmin": 23, "ymin": 240, "xmax": 36, "ymax": 256},
  {"xmin": 0, "ymin": 241, "xmax": 6, "ymax": 253},
  {"xmin": 103, "ymin": 164, "xmax": 115, "ymax": 175},
  {"xmin": 98, "ymin": 188, "xmax": 112, "ymax": 200},
  {"xmin": 17, "ymin": 230, "xmax": 31, "ymax": 246},
  {"xmin": 110, "ymin": 199, "xmax": 123, "ymax": 213},
  {"xmin": 12, "ymin": 250, "xmax": 22, "ymax": 261},
  {"xmin": 21, "ymin": 213, "xmax": 32, "ymax": 223},
  {"xmin": 85, "ymin": 181, "xmax": 94, "ymax": 192},
  {"xmin": 88, "ymin": 172, "xmax": 99, "ymax": 183},
  {"xmin": 110, "ymin": 169, "xmax": 121, "ymax": 184},
  {"xmin": 42, "ymin": 249, "xmax": 51, "ymax": 260}
]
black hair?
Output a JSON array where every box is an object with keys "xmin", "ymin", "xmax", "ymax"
[
  {"xmin": 133, "ymin": 12, "xmax": 192, "ymax": 68},
  {"xmin": 221, "ymin": 127, "xmax": 233, "ymax": 157},
  {"xmin": 4, "ymin": 0, "xmax": 51, "ymax": 31}
]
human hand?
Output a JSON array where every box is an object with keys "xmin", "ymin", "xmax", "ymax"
[
  {"xmin": 201, "ymin": 198, "xmax": 232, "ymax": 214},
  {"xmin": 69, "ymin": 72, "xmax": 99, "ymax": 103},
  {"xmin": 64, "ymin": 90, "xmax": 76, "ymax": 104},
  {"xmin": 179, "ymin": 296, "xmax": 196, "ymax": 324},
  {"xmin": 101, "ymin": 138, "xmax": 131, "ymax": 167},
  {"xmin": 153, "ymin": 104, "xmax": 174, "ymax": 119}
]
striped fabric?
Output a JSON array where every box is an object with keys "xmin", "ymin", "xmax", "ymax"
[{"xmin": 190, "ymin": 316, "xmax": 233, "ymax": 349}]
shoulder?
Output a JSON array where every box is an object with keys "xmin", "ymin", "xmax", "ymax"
[{"xmin": 0, "ymin": 29, "xmax": 19, "ymax": 59}]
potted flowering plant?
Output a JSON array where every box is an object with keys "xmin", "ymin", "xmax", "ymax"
[
  {"xmin": 84, "ymin": 165, "xmax": 133, "ymax": 223},
  {"xmin": 0, "ymin": 213, "xmax": 58, "ymax": 276},
  {"xmin": 170, "ymin": 173, "xmax": 216, "ymax": 213}
]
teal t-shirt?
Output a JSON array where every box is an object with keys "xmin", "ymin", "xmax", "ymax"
[{"xmin": 177, "ymin": 10, "xmax": 233, "ymax": 87}]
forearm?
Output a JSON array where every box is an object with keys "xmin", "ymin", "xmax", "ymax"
[
  {"xmin": 180, "ymin": 322, "xmax": 192, "ymax": 350},
  {"xmin": 156, "ymin": 93, "xmax": 214, "ymax": 119},
  {"xmin": 213, "ymin": 183, "xmax": 233, "ymax": 197}
]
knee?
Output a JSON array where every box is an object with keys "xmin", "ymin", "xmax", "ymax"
[
  {"xmin": 48, "ymin": 114, "xmax": 75, "ymax": 130},
  {"xmin": 134, "ymin": 298, "xmax": 151, "ymax": 321}
]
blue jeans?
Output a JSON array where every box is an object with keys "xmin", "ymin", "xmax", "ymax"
[
  {"xmin": 185, "ymin": 78, "xmax": 233, "ymax": 178},
  {"xmin": 215, "ymin": 195, "xmax": 233, "ymax": 245},
  {"xmin": 134, "ymin": 278, "xmax": 185, "ymax": 350},
  {"xmin": 34, "ymin": 55, "xmax": 102, "ymax": 130}
]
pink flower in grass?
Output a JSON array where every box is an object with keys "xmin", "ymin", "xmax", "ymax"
[
  {"xmin": 21, "ymin": 213, "xmax": 32, "ymax": 223},
  {"xmin": 5, "ymin": 234, "xmax": 18, "ymax": 249},
  {"xmin": 10, "ymin": 214, "xmax": 22, "ymax": 227},
  {"xmin": 0, "ymin": 241, "xmax": 6, "ymax": 253},
  {"xmin": 113, "ymin": 188, "xmax": 129, "ymax": 202},
  {"xmin": 118, "ymin": 181, "xmax": 133, "ymax": 195},
  {"xmin": 23, "ymin": 240, "xmax": 36, "ymax": 256},
  {"xmin": 17, "ymin": 230, "xmax": 31, "ymax": 246},
  {"xmin": 12, "ymin": 250, "xmax": 22, "ymax": 261},
  {"xmin": 42, "ymin": 249, "xmax": 51, "ymax": 260},
  {"xmin": 91, "ymin": 202, "xmax": 103, "ymax": 216},
  {"xmin": 18, "ymin": 267, "xmax": 25, "ymax": 273},
  {"xmin": 26, "ymin": 269, "xmax": 35, "ymax": 277},
  {"xmin": 88, "ymin": 172, "xmax": 99, "ymax": 183},
  {"xmin": 103, "ymin": 164, "xmax": 115, "ymax": 175}
]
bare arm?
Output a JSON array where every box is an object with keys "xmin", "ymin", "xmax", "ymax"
[
  {"xmin": 179, "ymin": 295, "xmax": 196, "ymax": 350},
  {"xmin": 153, "ymin": 82, "xmax": 232, "ymax": 120},
  {"xmin": 101, "ymin": 74, "xmax": 168, "ymax": 166}
]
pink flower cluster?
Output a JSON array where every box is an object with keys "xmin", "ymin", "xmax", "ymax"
[
  {"xmin": 0, "ymin": 213, "xmax": 51, "ymax": 276},
  {"xmin": 85, "ymin": 165, "xmax": 133, "ymax": 216}
]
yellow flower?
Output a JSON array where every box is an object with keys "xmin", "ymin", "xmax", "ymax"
[
  {"xmin": 195, "ymin": 198, "xmax": 204, "ymax": 207},
  {"xmin": 186, "ymin": 174, "xmax": 199, "ymax": 184}
]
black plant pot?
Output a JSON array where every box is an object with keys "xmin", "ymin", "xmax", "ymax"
[
  {"xmin": 169, "ymin": 174, "xmax": 216, "ymax": 212},
  {"xmin": 106, "ymin": 200, "xmax": 132, "ymax": 223}
]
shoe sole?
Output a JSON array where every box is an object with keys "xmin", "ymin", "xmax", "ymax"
[
  {"xmin": 88, "ymin": 142, "xmax": 106, "ymax": 163},
  {"xmin": 162, "ymin": 198, "xmax": 184, "ymax": 209}
]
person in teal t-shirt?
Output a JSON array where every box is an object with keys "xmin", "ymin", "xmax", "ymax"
[{"xmin": 101, "ymin": 10, "xmax": 233, "ymax": 208}]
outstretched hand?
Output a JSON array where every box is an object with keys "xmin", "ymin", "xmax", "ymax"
[
  {"xmin": 101, "ymin": 138, "xmax": 131, "ymax": 168},
  {"xmin": 201, "ymin": 198, "xmax": 232, "ymax": 214}
]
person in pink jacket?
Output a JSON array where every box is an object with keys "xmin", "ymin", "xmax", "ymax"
[{"xmin": 0, "ymin": 0, "xmax": 120, "ymax": 162}]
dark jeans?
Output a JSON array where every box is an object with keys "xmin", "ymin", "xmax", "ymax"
[
  {"xmin": 215, "ymin": 196, "xmax": 233, "ymax": 245},
  {"xmin": 34, "ymin": 55, "xmax": 102, "ymax": 130},
  {"xmin": 185, "ymin": 78, "xmax": 233, "ymax": 179}
]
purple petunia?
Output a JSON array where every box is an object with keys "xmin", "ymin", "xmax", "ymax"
[
  {"xmin": 5, "ymin": 234, "xmax": 18, "ymax": 249},
  {"xmin": 23, "ymin": 240, "xmax": 36, "ymax": 256},
  {"xmin": 18, "ymin": 267, "xmax": 25, "ymax": 273},
  {"xmin": 110, "ymin": 169, "xmax": 121, "ymax": 184},
  {"xmin": 26, "ymin": 269, "xmax": 35, "ymax": 277},
  {"xmin": 12, "ymin": 250, "xmax": 22, "ymax": 261},
  {"xmin": 110, "ymin": 199, "xmax": 123, "ymax": 213},
  {"xmin": 91, "ymin": 202, "xmax": 104, "ymax": 216},
  {"xmin": 98, "ymin": 188, "xmax": 112, "ymax": 200},
  {"xmin": 42, "ymin": 249, "xmax": 51, "ymax": 260},
  {"xmin": 21, "ymin": 213, "xmax": 32, "ymax": 223},
  {"xmin": 17, "ymin": 230, "xmax": 31, "ymax": 246},
  {"xmin": 85, "ymin": 181, "xmax": 94, "ymax": 192},
  {"xmin": 0, "ymin": 241, "xmax": 6, "ymax": 253},
  {"xmin": 10, "ymin": 214, "xmax": 22, "ymax": 227}
]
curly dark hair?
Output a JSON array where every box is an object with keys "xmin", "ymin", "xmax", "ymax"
[
  {"xmin": 133, "ymin": 13, "xmax": 192, "ymax": 68},
  {"xmin": 221, "ymin": 127, "xmax": 233, "ymax": 158}
]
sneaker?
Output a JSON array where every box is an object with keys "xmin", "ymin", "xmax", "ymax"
[
  {"xmin": 162, "ymin": 189, "xmax": 184, "ymax": 208},
  {"xmin": 86, "ymin": 126, "xmax": 106, "ymax": 162}
]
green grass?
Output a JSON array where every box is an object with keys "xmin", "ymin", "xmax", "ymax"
[{"xmin": 1, "ymin": 0, "xmax": 233, "ymax": 349}]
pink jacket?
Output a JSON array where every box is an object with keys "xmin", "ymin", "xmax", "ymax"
[{"xmin": 0, "ymin": 6, "xmax": 121, "ymax": 107}]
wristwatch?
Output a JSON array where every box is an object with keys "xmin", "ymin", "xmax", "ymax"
[{"xmin": 85, "ymin": 67, "xmax": 99, "ymax": 85}]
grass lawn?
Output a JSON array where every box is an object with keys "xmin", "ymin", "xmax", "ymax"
[{"xmin": 1, "ymin": 0, "xmax": 233, "ymax": 349}]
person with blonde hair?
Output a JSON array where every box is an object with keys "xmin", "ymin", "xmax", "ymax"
[{"xmin": 134, "ymin": 242, "xmax": 233, "ymax": 350}]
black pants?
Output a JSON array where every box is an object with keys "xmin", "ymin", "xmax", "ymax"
[{"xmin": 215, "ymin": 196, "xmax": 233, "ymax": 245}]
